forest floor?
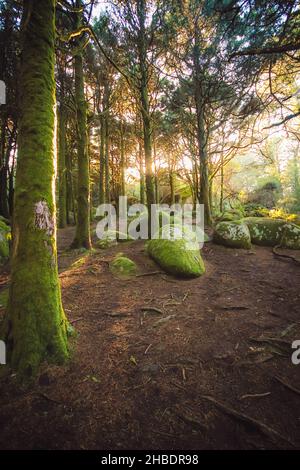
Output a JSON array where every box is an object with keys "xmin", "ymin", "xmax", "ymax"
[{"xmin": 0, "ymin": 225, "xmax": 300, "ymax": 450}]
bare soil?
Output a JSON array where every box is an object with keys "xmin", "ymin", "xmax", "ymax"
[{"xmin": 0, "ymin": 226, "xmax": 300, "ymax": 450}]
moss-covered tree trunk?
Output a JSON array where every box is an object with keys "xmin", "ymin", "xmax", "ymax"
[
  {"xmin": 193, "ymin": 23, "xmax": 212, "ymax": 226},
  {"xmin": 58, "ymin": 104, "xmax": 67, "ymax": 228},
  {"xmin": 137, "ymin": 0, "xmax": 155, "ymax": 233},
  {"xmin": 0, "ymin": 121, "xmax": 10, "ymax": 219},
  {"xmin": 2, "ymin": 0, "xmax": 69, "ymax": 379},
  {"xmin": 71, "ymin": 3, "xmax": 91, "ymax": 249},
  {"xmin": 104, "ymin": 115, "xmax": 110, "ymax": 203},
  {"xmin": 220, "ymin": 155, "xmax": 224, "ymax": 212},
  {"xmin": 65, "ymin": 141, "xmax": 73, "ymax": 225},
  {"xmin": 104, "ymin": 81, "xmax": 110, "ymax": 203},
  {"xmin": 99, "ymin": 114, "xmax": 105, "ymax": 205},
  {"xmin": 120, "ymin": 119, "xmax": 125, "ymax": 196}
]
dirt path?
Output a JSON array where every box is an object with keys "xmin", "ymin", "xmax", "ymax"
[{"xmin": 0, "ymin": 226, "xmax": 300, "ymax": 450}]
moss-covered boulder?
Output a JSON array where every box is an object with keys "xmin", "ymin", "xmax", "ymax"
[
  {"xmin": 109, "ymin": 253, "xmax": 138, "ymax": 279},
  {"xmin": 213, "ymin": 221, "xmax": 251, "ymax": 249},
  {"xmin": 147, "ymin": 224, "xmax": 205, "ymax": 278},
  {"xmin": 0, "ymin": 220, "xmax": 10, "ymax": 264},
  {"xmin": 243, "ymin": 217, "xmax": 286, "ymax": 246},
  {"xmin": 281, "ymin": 223, "xmax": 300, "ymax": 250},
  {"xmin": 95, "ymin": 238, "xmax": 117, "ymax": 249}
]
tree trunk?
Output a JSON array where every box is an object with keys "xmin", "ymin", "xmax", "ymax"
[
  {"xmin": 220, "ymin": 155, "xmax": 224, "ymax": 213},
  {"xmin": 104, "ymin": 82, "xmax": 110, "ymax": 203},
  {"xmin": 99, "ymin": 114, "xmax": 105, "ymax": 205},
  {"xmin": 169, "ymin": 172, "xmax": 175, "ymax": 205},
  {"xmin": 65, "ymin": 142, "xmax": 73, "ymax": 225},
  {"xmin": 71, "ymin": 1, "xmax": 91, "ymax": 249},
  {"xmin": 120, "ymin": 120, "xmax": 125, "ymax": 196},
  {"xmin": 105, "ymin": 119, "xmax": 110, "ymax": 203},
  {"xmin": 137, "ymin": 0, "xmax": 155, "ymax": 233},
  {"xmin": 58, "ymin": 104, "xmax": 67, "ymax": 228},
  {"xmin": 2, "ymin": 0, "xmax": 69, "ymax": 379},
  {"xmin": 0, "ymin": 120, "xmax": 9, "ymax": 219},
  {"xmin": 139, "ymin": 140, "xmax": 145, "ymax": 205},
  {"xmin": 193, "ymin": 22, "xmax": 212, "ymax": 226}
]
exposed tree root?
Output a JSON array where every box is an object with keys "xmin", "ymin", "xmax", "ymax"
[
  {"xmin": 136, "ymin": 271, "xmax": 164, "ymax": 277},
  {"xmin": 201, "ymin": 394, "xmax": 295, "ymax": 447},
  {"xmin": 272, "ymin": 245, "xmax": 300, "ymax": 266},
  {"xmin": 273, "ymin": 376, "xmax": 300, "ymax": 397}
]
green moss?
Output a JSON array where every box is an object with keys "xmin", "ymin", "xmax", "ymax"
[
  {"xmin": 147, "ymin": 224, "xmax": 205, "ymax": 278},
  {"xmin": 219, "ymin": 209, "xmax": 243, "ymax": 222},
  {"xmin": 281, "ymin": 223, "xmax": 300, "ymax": 250},
  {"xmin": 213, "ymin": 221, "xmax": 251, "ymax": 249},
  {"xmin": 71, "ymin": 4, "xmax": 91, "ymax": 250},
  {"xmin": 109, "ymin": 254, "xmax": 138, "ymax": 279},
  {"xmin": 95, "ymin": 238, "xmax": 117, "ymax": 249},
  {"xmin": 1, "ymin": 0, "xmax": 69, "ymax": 381},
  {"xmin": 244, "ymin": 217, "xmax": 286, "ymax": 246}
]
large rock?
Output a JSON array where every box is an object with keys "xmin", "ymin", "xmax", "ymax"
[
  {"xmin": 213, "ymin": 221, "xmax": 251, "ymax": 249},
  {"xmin": 0, "ymin": 220, "xmax": 10, "ymax": 264},
  {"xmin": 109, "ymin": 254, "xmax": 137, "ymax": 279},
  {"xmin": 147, "ymin": 224, "xmax": 205, "ymax": 278},
  {"xmin": 243, "ymin": 217, "xmax": 286, "ymax": 246},
  {"xmin": 281, "ymin": 223, "xmax": 300, "ymax": 250}
]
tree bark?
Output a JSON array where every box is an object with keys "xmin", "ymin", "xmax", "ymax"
[
  {"xmin": 2, "ymin": 0, "xmax": 69, "ymax": 379},
  {"xmin": 220, "ymin": 155, "xmax": 224, "ymax": 212},
  {"xmin": 120, "ymin": 119, "xmax": 125, "ymax": 196},
  {"xmin": 0, "ymin": 121, "xmax": 10, "ymax": 219},
  {"xmin": 169, "ymin": 172, "xmax": 175, "ymax": 205},
  {"xmin": 71, "ymin": 0, "xmax": 91, "ymax": 249},
  {"xmin": 139, "ymin": 140, "xmax": 145, "ymax": 205},
  {"xmin": 58, "ymin": 104, "xmax": 67, "ymax": 228},
  {"xmin": 193, "ymin": 22, "xmax": 212, "ymax": 226},
  {"xmin": 99, "ymin": 113, "xmax": 105, "ymax": 205},
  {"xmin": 137, "ymin": 0, "xmax": 155, "ymax": 232}
]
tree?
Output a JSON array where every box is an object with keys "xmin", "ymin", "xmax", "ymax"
[
  {"xmin": 70, "ymin": 0, "xmax": 91, "ymax": 249},
  {"xmin": 1, "ymin": 0, "xmax": 69, "ymax": 379}
]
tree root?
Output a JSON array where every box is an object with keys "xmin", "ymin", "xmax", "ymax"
[
  {"xmin": 136, "ymin": 271, "xmax": 164, "ymax": 277},
  {"xmin": 272, "ymin": 245, "xmax": 300, "ymax": 266},
  {"xmin": 200, "ymin": 394, "xmax": 295, "ymax": 447},
  {"xmin": 140, "ymin": 306, "xmax": 164, "ymax": 315},
  {"xmin": 273, "ymin": 375, "xmax": 300, "ymax": 397}
]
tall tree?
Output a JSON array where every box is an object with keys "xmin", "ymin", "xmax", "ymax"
[
  {"xmin": 71, "ymin": 0, "xmax": 91, "ymax": 249},
  {"xmin": 2, "ymin": 0, "xmax": 69, "ymax": 379}
]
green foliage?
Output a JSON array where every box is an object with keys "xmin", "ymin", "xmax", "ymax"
[
  {"xmin": 217, "ymin": 209, "xmax": 244, "ymax": 222},
  {"xmin": 243, "ymin": 203, "xmax": 267, "ymax": 217},
  {"xmin": 268, "ymin": 208, "xmax": 299, "ymax": 224}
]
